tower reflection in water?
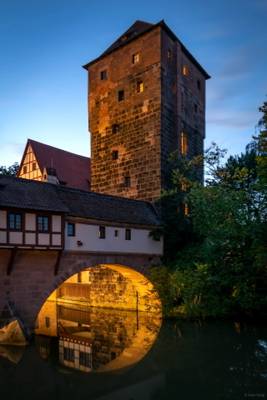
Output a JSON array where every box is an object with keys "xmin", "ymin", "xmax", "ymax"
[{"xmin": 35, "ymin": 300, "xmax": 161, "ymax": 373}]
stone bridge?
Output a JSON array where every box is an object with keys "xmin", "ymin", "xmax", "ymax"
[{"xmin": 0, "ymin": 249, "xmax": 161, "ymax": 333}]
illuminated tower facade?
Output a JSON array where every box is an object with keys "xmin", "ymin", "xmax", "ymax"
[{"xmin": 84, "ymin": 20, "xmax": 210, "ymax": 202}]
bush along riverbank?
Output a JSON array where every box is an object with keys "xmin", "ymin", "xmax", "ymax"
[{"xmin": 150, "ymin": 101, "xmax": 267, "ymax": 320}]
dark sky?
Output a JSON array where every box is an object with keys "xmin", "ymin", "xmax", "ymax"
[{"xmin": 0, "ymin": 0, "xmax": 266, "ymax": 165}]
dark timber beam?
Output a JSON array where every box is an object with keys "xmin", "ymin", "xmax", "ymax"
[
  {"xmin": 7, "ymin": 248, "xmax": 17, "ymax": 276},
  {"xmin": 54, "ymin": 250, "xmax": 62, "ymax": 276}
]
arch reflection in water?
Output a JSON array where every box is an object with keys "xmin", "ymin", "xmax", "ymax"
[{"xmin": 35, "ymin": 302, "xmax": 161, "ymax": 373}]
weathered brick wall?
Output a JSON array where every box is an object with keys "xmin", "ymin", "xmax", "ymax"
[
  {"xmin": 87, "ymin": 26, "xmax": 207, "ymax": 201},
  {"xmin": 59, "ymin": 266, "xmax": 138, "ymax": 310},
  {"xmin": 88, "ymin": 28, "xmax": 162, "ymax": 202},
  {"xmin": 161, "ymin": 30, "xmax": 206, "ymax": 187}
]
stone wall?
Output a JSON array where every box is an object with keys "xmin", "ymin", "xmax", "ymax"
[
  {"xmin": 59, "ymin": 266, "xmax": 138, "ymax": 311},
  {"xmin": 0, "ymin": 249, "xmax": 161, "ymax": 331},
  {"xmin": 88, "ymin": 27, "xmax": 162, "ymax": 202},
  {"xmin": 87, "ymin": 25, "xmax": 207, "ymax": 202}
]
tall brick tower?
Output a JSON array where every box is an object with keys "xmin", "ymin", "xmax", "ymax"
[{"xmin": 83, "ymin": 20, "xmax": 210, "ymax": 202}]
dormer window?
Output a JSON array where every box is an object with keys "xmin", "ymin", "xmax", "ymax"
[
  {"xmin": 100, "ymin": 70, "xmax": 107, "ymax": 80},
  {"xmin": 136, "ymin": 81, "xmax": 144, "ymax": 93},
  {"xmin": 132, "ymin": 53, "xmax": 140, "ymax": 64}
]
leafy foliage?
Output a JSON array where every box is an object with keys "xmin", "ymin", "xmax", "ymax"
[
  {"xmin": 151, "ymin": 100, "xmax": 267, "ymax": 318},
  {"xmin": 0, "ymin": 162, "xmax": 19, "ymax": 176}
]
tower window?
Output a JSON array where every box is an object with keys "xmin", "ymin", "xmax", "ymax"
[
  {"xmin": 23, "ymin": 166, "xmax": 27, "ymax": 174},
  {"xmin": 124, "ymin": 176, "xmax": 131, "ymax": 187},
  {"xmin": 167, "ymin": 49, "xmax": 172, "ymax": 59},
  {"xmin": 112, "ymin": 150, "xmax": 119, "ymax": 160},
  {"xmin": 132, "ymin": 53, "xmax": 140, "ymax": 64},
  {"xmin": 194, "ymin": 104, "xmax": 198, "ymax": 113},
  {"xmin": 100, "ymin": 70, "xmax": 107, "ymax": 80},
  {"xmin": 136, "ymin": 81, "xmax": 144, "ymax": 93},
  {"xmin": 182, "ymin": 65, "xmax": 189, "ymax": 76},
  {"xmin": 180, "ymin": 132, "xmax": 188, "ymax": 156},
  {"xmin": 118, "ymin": 90, "xmax": 124, "ymax": 102},
  {"xmin": 197, "ymin": 79, "xmax": 201, "ymax": 90},
  {"xmin": 125, "ymin": 229, "xmax": 131, "ymax": 240},
  {"xmin": 99, "ymin": 225, "xmax": 106, "ymax": 239},
  {"xmin": 112, "ymin": 124, "xmax": 119, "ymax": 134}
]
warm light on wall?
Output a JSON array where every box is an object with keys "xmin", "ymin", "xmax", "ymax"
[
  {"xmin": 182, "ymin": 65, "xmax": 189, "ymax": 76},
  {"xmin": 180, "ymin": 132, "xmax": 188, "ymax": 155}
]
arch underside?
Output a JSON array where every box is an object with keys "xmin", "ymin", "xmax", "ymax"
[{"xmin": 35, "ymin": 263, "xmax": 162, "ymax": 373}]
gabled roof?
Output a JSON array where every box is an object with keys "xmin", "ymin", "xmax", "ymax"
[
  {"xmin": 0, "ymin": 176, "xmax": 68, "ymax": 213},
  {"xmin": 18, "ymin": 139, "xmax": 91, "ymax": 191},
  {"xmin": 83, "ymin": 19, "xmax": 210, "ymax": 79},
  {"xmin": 0, "ymin": 176, "xmax": 161, "ymax": 227}
]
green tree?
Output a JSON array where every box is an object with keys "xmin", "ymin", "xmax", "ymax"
[
  {"xmin": 152, "ymin": 100, "xmax": 267, "ymax": 318},
  {"xmin": 0, "ymin": 162, "xmax": 19, "ymax": 176}
]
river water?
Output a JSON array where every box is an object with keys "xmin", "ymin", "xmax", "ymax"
[{"xmin": 0, "ymin": 303, "xmax": 266, "ymax": 399}]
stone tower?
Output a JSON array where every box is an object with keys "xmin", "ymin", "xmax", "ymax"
[{"xmin": 83, "ymin": 20, "xmax": 210, "ymax": 202}]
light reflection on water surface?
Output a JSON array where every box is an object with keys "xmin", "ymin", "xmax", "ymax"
[{"xmin": 35, "ymin": 301, "xmax": 162, "ymax": 373}]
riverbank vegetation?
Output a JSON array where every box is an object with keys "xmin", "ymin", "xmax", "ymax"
[{"xmin": 151, "ymin": 101, "xmax": 267, "ymax": 319}]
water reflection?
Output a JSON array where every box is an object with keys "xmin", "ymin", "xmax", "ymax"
[
  {"xmin": 0, "ymin": 319, "xmax": 267, "ymax": 399},
  {"xmin": 0, "ymin": 345, "xmax": 25, "ymax": 364},
  {"xmin": 35, "ymin": 301, "xmax": 162, "ymax": 373}
]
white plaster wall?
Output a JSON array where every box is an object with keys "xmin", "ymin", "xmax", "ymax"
[
  {"xmin": 52, "ymin": 215, "xmax": 61, "ymax": 232},
  {"xmin": 52, "ymin": 234, "xmax": 61, "ymax": 246},
  {"xmin": 0, "ymin": 231, "xmax": 7, "ymax": 243},
  {"xmin": 25, "ymin": 233, "xmax": 36, "ymax": 245},
  {"xmin": 65, "ymin": 223, "xmax": 163, "ymax": 255},
  {"xmin": 9, "ymin": 232, "xmax": 23, "ymax": 244},
  {"xmin": 0, "ymin": 210, "xmax": 7, "ymax": 229},
  {"xmin": 38, "ymin": 233, "xmax": 50, "ymax": 246},
  {"xmin": 25, "ymin": 213, "xmax": 36, "ymax": 230}
]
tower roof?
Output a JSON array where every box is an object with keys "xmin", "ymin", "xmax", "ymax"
[{"xmin": 83, "ymin": 19, "xmax": 210, "ymax": 79}]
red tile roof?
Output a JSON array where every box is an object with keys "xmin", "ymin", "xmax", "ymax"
[{"xmin": 21, "ymin": 139, "xmax": 91, "ymax": 191}]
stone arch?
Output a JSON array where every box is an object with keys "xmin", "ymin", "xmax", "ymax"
[
  {"xmin": 34, "ymin": 262, "xmax": 162, "ymax": 372},
  {"xmin": 36, "ymin": 263, "xmax": 161, "ymax": 323},
  {"xmin": 0, "ymin": 250, "xmax": 161, "ymax": 332}
]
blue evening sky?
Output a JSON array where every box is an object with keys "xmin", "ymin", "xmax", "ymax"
[{"xmin": 0, "ymin": 0, "xmax": 266, "ymax": 166}]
